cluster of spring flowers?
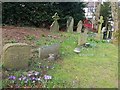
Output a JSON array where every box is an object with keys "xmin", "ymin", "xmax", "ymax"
[{"xmin": 8, "ymin": 70, "xmax": 52, "ymax": 87}]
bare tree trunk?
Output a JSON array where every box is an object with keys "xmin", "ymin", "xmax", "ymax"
[
  {"xmin": 110, "ymin": 2, "xmax": 119, "ymax": 42},
  {"xmin": 94, "ymin": 2, "xmax": 101, "ymax": 31}
]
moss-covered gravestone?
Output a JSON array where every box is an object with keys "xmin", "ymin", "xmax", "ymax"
[
  {"xmin": 78, "ymin": 28, "xmax": 88, "ymax": 46},
  {"xmin": 2, "ymin": 43, "xmax": 31, "ymax": 69},
  {"xmin": 77, "ymin": 20, "xmax": 83, "ymax": 33},
  {"xmin": 50, "ymin": 12, "xmax": 60, "ymax": 32},
  {"xmin": 67, "ymin": 16, "xmax": 74, "ymax": 33}
]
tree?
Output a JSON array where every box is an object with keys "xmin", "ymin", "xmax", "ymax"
[
  {"xmin": 2, "ymin": 2, "xmax": 86, "ymax": 30},
  {"xmin": 100, "ymin": 2, "xmax": 112, "ymax": 28}
]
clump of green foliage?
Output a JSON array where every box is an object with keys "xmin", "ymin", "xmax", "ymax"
[{"xmin": 2, "ymin": 2, "xmax": 86, "ymax": 29}]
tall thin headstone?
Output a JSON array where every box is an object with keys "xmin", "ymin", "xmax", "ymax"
[
  {"xmin": 77, "ymin": 20, "xmax": 83, "ymax": 33},
  {"xmin": 50, "ymin": 12, "xmax": 60, "ymax": 32},
  {"xmin": 78, "ymin": 28, "xmax": 88, "ymax": 46},
  {"xmin": 96, "ymin": 16, "xmax": 104, "ymax": 40},
  {"xmin": 67, "ymin": 16, "xmax": 74, "ymax": 33}
]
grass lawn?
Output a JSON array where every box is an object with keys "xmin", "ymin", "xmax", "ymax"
[
  {"xmin": 46, "ymin": 32, "xmax": 118, "ymax": 88},
  {"xmin": 2, "ymin": 32, "xmax": 118, "ymax": 88}
]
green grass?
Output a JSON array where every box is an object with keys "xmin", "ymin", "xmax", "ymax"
[
  {"xmin": 2, "ymin": 32, "xmax": 118, "ymax": 88},
  {"xmin": 46, "ymin": 32, "xmax": 118, "ymax": 88}
]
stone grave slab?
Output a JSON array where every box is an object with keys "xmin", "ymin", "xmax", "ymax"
[
  {"xmin": 38, "ymin": 43, "xmax": 60, "ymax": 59},
  {"xmin": 2, "ymin": 43, "xmax": 31, "ymax": 69}
]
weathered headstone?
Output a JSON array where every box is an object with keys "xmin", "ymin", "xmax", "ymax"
[
  {"xmin": 50, "ymin": 12, "xmax": 60, "ymax": 32},
  {"xmin": 2, "ymin": 43, "xmax": 31, "ymax": 69},
  {"xmin": 38, "ymin": 43, "xmax": 60, "ymax": 59},
  {"xmin": 67, "ymin": 16, "xmax": 74, "ymax": 33},
  {"xmin": 77, "ymin": 20, "xmax": 83, "ymax": 33},
  {"xmin": 96, "ymin": 16, "xmax": 104, "ymax": 40},
  {"xmin": 78, "ymin": 28, "xmax": 88, "ymax": 46}
]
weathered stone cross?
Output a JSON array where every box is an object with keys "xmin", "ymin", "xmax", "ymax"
[
  {"xmin": 52, "ymin": 12, "xmax": 60, "ymax": 21},
  {"xmin": 96, "ymin": 16, "xmax": 104, "ymax": 40},
  {"xmin": 98, "ymin": 16, "xmax": 104, "ymax": 34},
  {"xmin": 50, "ymin": 12, "xmax": 60, "ymax": 32}
]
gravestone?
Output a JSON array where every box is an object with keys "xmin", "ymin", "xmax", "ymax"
[
  {"xmin": 78, "ymin": 28, "xmax": 88, "ymax": 46},
  {"xmin": 38, "ymin": 43, "xmax": 60, "ymax": 59},
  {"xmin": 67, "ymin": 16, "xmax": 74, "ymax": 33},
  {"xmin": 77, "ymin": 20, "xmax": 83, "ymax": 33},
  {"xmin": 50, "ymin": 12, "xmax": 60, "ymax": 32},
  {"xmin": 96, "ymin": 16, "xmax": 104, "ymax": 40},
  {"xmin": 2, "ymin": 43, "xmax": 31, "ymax": 69}
]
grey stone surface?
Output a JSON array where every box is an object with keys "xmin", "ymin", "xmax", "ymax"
[
  {"xmin": 67, "ymin": 16, "xmax": 74, "ymax": 33},
  {"xmin": 74, "ymin": 47, "xmax": 81, "ymax": 53},
  {"xmin": 38, "ymin": 43, "xmax": 60, "ymax": 59},
  {"xmin": 2, "ymin": 43, "xmax": 31, "ymax": 69},
  {"xmin": 77, "ymin": 20, "xmax": 82, "ymax": 33}
]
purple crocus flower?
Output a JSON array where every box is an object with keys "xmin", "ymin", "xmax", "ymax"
[
  {"xmin": 32, "ymin": 80, "xmax": 36, "ymax": 83},
  {"xmin": 44, "ymin": 75, "xmax": 52, "ymax": 80},
  {"xmin": 40, "ymin": 66, "xmax": 44, "ymax": 69},
  {"xmin": 37, "ymin": 77, "xmax": 41, "ymax": 81},
  {"xmin": 27, "ymin": 73, "xmax": 32, "ymax": 77},
  {"xmin": 18, "ymin": 77, "xmax": 22, "ymax": 81},
  {"xmin": 34, "ymin": 71, "xmax": 40, "ymax": 76},
  {"xmin": 8, "ymin": 76, "xmax": 16, "ymax": 80},
  {"xmin": 31, "ymin": 77, "xmax": 37, "ymax": 81},
  {"xmin": 22, "ymin": 76, "xmax": 27, "ymax": 80},
  {"xmin": 24, "ymin": 79, "xmax": 28, "ymax": 83}
]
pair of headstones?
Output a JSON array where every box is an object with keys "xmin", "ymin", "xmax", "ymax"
[
  {"xmin": 67, "ymin": 17, "xmax": 83, "ymax": 33},
  {"xmin": 1, "ymin": 43, "xmax": 60, "ymax": 70},
  {"xmin": 50, "ymin": 13, "xmax": 75, "ymax": 33}
]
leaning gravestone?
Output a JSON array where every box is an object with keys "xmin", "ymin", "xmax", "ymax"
[
  {"xmin": 50, "ymin": 12, "xmax": 60, "ymax": 32},
  {"xmin": 78, "ymin": 28, "xmax": 88, "ymax": 46},
  {"xmin": 2, "ymin": 43, "xmax": 31, "ymax": 69},
  {"xmin": 38, "ymin": 43, "xmax": 60, "ymax": 59},
  {"xmin": 77, "ymin": 20, "xmax": 83, "ymax": 33},
  {"xmin": 67, "ymin": 16, "xmax": 74, "ymax": 33}
]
